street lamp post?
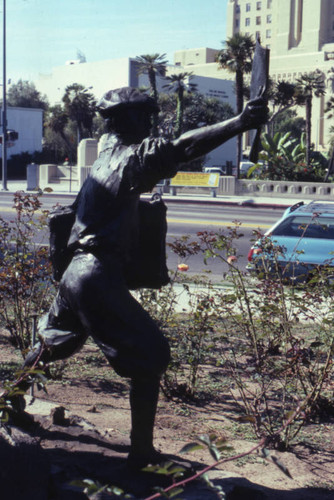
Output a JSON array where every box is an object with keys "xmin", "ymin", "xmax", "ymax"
[{"xmin": 1, "ymin": 0, "xmax": 7, "ymax": 190}]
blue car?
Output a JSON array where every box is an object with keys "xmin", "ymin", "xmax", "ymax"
[{"xmin": 247, "ymin": 201, "xmax": 334, "ymax": 282}]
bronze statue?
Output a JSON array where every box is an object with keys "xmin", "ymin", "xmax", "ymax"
[{"xmin": 24, "ymin": 87, "xmax": 267, "ymax": 470}]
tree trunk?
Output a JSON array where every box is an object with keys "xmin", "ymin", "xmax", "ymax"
[
  {"xmin": 60, "ymin": 132, "xmax": 75, "ymax": 164},
  {"xmin": 174, "ymin": 88, "xmax": 184, "ymax": 139},
  {"xmin": 305, "ymin": 97, "xmax": 312, "ymax": 166},
  {"xmin": 235, "ymin": 70, "xmax": 244, "ymax": 178},
  {"xmin": 148, "ymin": 69, "xmax": 159, "ymax": 137}
]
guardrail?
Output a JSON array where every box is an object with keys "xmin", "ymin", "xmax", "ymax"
[
  {"xmin": 235, "ymin": 179, "xmax": 334, "ymax": 199},
  {"xmin": 163, "ymin": 176, "xmax": 334, "ymax": 200}
]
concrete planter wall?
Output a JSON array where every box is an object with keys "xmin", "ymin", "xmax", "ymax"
[{"xmin": 235, "ymin": 179, "xmax": 334, "ymax": 199}]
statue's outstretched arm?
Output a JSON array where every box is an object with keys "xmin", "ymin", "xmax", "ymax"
[{"xmin": 172, "ymin": 97, "xmax": 267, "ymax": 163}]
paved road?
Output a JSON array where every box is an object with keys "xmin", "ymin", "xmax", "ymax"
[
  {"xmin": 0, "ymin": 191, "xmax": 285, "ymax": 281},
  {"xmin": 163, "ymin": 201, "xmax": 283, "ymax": 280}
]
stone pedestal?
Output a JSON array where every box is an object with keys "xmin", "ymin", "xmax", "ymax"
[
  {"xmin": 26, "ymin": 163, "xmax": 39, "ymax": 190},
  {"xmin": 77, "ymin": 139, "xmax": 98, "ymax": 167}
]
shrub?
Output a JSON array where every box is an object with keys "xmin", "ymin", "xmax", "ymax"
[
  {"xmin": 0, "ymin": 191, "xmax": 55, "ymax": 355},
  {"xmin": 163, "ymin": 224, "xmax": 334, "ymax": 449}
]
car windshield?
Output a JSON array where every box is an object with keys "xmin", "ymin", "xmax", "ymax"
[{"xmin": 272, "ymin": 215, "xmax": 334, "ymax": 239}]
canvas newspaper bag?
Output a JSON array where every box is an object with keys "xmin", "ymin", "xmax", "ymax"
[{"xmin": 48, "ymin": 194, "xmax": 169, "ymax": 290}]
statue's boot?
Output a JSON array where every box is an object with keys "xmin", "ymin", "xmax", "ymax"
[
  {"xmin": 1, "ymin": 345, "xmax": 43, "ymax": 429},
  {"xmin": 5, "ymin": 342, "xmax": 47, "ymax": 423},
  {"xmin": 16, "ymin": 342, "xmax": 47, "ymax": 392},
  {"xmin": 127, "ymin": 376, "xmax": 165, "ymax": 470},
  {"xmin": 23, "ymin": 341, "xmax": 45, "ymax": 368}
]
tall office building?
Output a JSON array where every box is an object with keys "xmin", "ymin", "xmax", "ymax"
[
  {"xmin": 227, "ymin": 0, "xmax": 334, "ymax": 63},
  {"xmin": 227, "ymin": 0, "xmax": 334, "ymax": 150}
]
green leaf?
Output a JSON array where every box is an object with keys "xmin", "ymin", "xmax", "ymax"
[
  {"xmin": 310, "ymin": 341, "xmax": 323, "ymax": 348},
  {"xmin": 70, "ymin": 480, "xmax": 89, "ymax": 488},
  {"xmin": 197, "ymin": 434, "xmax": 212, "ymax": 446},
  {"xmin": 166, "ymin": 465, "xmax": 188, "ymax": 476},
  {"xmin": 261, "ymin": 447, "xmax": 270, "ymax": 458},
  {"xmin": 109, "ymin": 486, "xmax": 126, "ymax": 495},
  {"xmin": 215, "ymin": 436, "xmax": 229, "ymax": 447},
  {"xmin": 169, "ymin": 488, "xmax": 185, "ymax": 498},
  {"xmin": 238, "ymin": 415, "xmax": 256, "ymax": 423},
  {"xmin": 209, "ymin": 444, "xmax": 221, "ymax": 461},
  {"xmin": 179, "ymin": 442, "xmax": 204, "ymax": 454},
  {"xmin": 271, "ymin": 456, "xmax": 293, "ymax": 479},
  {"xmin": 284, "ymin": 410, "xmax": 295, "ymax": 421},
  {"xmin": 208, "ymin": 432, "xmax": 218, "ymax": 441}
]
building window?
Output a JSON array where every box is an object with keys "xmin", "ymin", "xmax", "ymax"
[
  {"xmin": 246, "ymin": 3, "xmax": 251, "ymax": 12},
  {"xmin": 257, "ymin": 1, "xmax": 262, "ymax": 10},
  {"xmin": 266, "ymin": 29, "xmax": 271, "ymax": 38},
  {"xmin": 236, "ymin": 5, "xmax": 240, "ymax": 13},
  {"xmin": 267, "ymin": 14, "xmax": 272, "ymax": 23},
  {"xmin": 256, "ymin": 16, "xmax": 261, "ymax": 25},
  {"xmin": 256, "ymin": 31, "xmax": 261, "ymax": 40},
  {"xmin": 235, "ymin": 19, "xmax": 239, "ymax": 28},
  {"xmin": 245, "ymin": 17, "xmax": 250, "ymax": 26},
  {"xmin": 267, "ymin": 0, "xmax": 272, "ymax": 7}
]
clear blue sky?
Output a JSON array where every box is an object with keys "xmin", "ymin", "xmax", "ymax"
[{"xmin": 2, "ymin": 0, "xmax": 228, "ymax": 84}]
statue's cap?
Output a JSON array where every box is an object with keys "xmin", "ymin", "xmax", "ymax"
[{"xmin": 97, "ymin": 87, "xmax": 159, "ymax": 118}]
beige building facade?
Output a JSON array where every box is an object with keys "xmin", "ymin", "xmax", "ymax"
[
  {"xmin": 173, "ymin": 2, "xmax": 334, "ymax": 152},
  {"xmin": 35, "ymin": 54, "xmax": 237, "ymax": 168}
]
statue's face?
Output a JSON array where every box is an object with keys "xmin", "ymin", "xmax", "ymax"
[{"xmin": 113, "ymin": 107, "xmax": 153, "ymax": 143}]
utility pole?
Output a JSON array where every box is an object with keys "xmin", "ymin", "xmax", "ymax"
[{"xmin": 1, "ymin": 0, "xmax": 7, "ymax": 190}]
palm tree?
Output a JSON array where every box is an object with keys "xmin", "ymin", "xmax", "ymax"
[
  {"xmin": 295, "ymin": 70, "xmax": 326, "ymax": 166},
  {"xmin": 217, "ymin": 33, "xmax": 255, "ymax": 176},
  {"xmin": 163, "ymin": 72, "xmax": 197, "ymax": 138},
  {"xmin": 267, "ymin": 80, "xmax": 297, "ymax": 135},
  {"xmin": 62, "ymin": 84, "xmax": 96, "ymax": 143},
  {"xmin": 135, "ymin": 53, "xmax": 168, "ymax": 136},
  {"xmin": 45, "ymin": 105, "xmax": 75, "ymax": 162},
  {"xmin": 323, "ymin": 96, "xmax": 334, "ymax": 180}
]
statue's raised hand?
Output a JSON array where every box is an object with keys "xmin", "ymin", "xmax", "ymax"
[{"xmin": 240, "ymin": 96, "xmax": 268, "ymax": 129}]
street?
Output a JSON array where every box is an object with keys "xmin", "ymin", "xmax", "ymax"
[
  {"xmin": 0, "ymin": 191, "xmax": 285, "ymax": 282},
  {"xmin": 165, "ymin": 201, "xmax": 284, "ymax": 280}
]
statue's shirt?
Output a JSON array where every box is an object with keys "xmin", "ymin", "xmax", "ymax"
[{"xmin": 68, "ymin": 134, "xmax": 177, "ymax": 261}]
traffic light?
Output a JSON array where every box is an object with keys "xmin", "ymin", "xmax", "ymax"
[
  {"xmin": 0, "ymin": 130, "xmax": 19, "ymax": 143},
  {"xmin": 7, "ymin": 129, "xmax": 19, "ymax": 141},
  {"xmin": 0, "ymin": 129, "xmax": 19, "ymax": 144}
]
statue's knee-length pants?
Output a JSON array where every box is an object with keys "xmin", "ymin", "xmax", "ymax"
[{"xmin": 36, "ymin": 251, "xmax": 170, "ymax": 379}]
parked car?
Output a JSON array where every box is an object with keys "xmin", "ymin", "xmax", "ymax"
[
  {"xmin": 204, "ymin": 167, "xmax": 225, "ymax": 175},
  {"xmin": 240, "ymin": 161, "xmax": 264, "ymax": 177},
  {"xmin": 240, "ymin": 161, "xmax": 255, "ymax": 176},
  {"xmin": 246, "ymin": 200, "xmax": 334, "ymax": 282}
]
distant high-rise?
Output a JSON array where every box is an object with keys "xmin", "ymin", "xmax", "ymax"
[
  {"xmin": 227, "ymin": 0, "xmax": 334, "ymax": 70},
  {"xmin": 227, "ymin": 0, "xmax": 334, "ymax": 149}
]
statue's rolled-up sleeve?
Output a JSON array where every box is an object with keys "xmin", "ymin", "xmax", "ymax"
[{"xmin": 129, "ymin": 138, "xmax": 178, "ymax": 193}]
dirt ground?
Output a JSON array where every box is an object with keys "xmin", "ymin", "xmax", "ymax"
[{"xmin": 1, "ymin": 331, "xmax": 334, "ymax": 500}]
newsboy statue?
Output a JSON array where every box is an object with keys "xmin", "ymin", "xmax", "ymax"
[{"xmin": 24, "ymin": 87, "xmax": 267, "ymax": 470}]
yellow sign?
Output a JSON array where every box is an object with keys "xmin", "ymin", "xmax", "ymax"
[{"xmin": 170, "ymin": 172, "xmax": 219, "ymax": 187}]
